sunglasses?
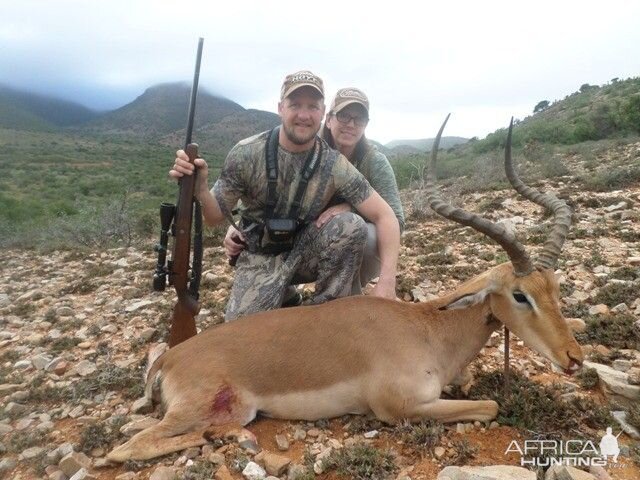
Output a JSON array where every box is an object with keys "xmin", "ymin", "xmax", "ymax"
[{"xmin": 333, "ymin": 111, "xmax": 369, "ymax": 127}]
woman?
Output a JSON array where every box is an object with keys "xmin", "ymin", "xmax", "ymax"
[
  {"xmin": 224, "ymin": 87, "xmax": 404, "ymax": 300},
  {"xmin": 318, "ymin": 87, "xmax": 404, "ymax": 294}
]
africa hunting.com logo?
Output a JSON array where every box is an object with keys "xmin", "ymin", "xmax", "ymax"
[{"xmin": 505, "ymin": 427, "xmax": 623, "ymax": 468}]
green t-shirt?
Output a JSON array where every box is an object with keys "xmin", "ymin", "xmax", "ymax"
[
  {"xmin": 212, "ymin": 131, "xmax": 373, "ymax": 226},
  {"xmin": 352, "ymin": 146, "xmax": 405, "ymax": 232}
]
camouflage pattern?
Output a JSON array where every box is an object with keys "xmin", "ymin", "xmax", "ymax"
[
  {"xmin": 212, "ymin": 130, "xmax": 372, "ymax": 249},
  {"xmin": 225, "ymin": 212, "xmax": 367, "ymax": 321}
]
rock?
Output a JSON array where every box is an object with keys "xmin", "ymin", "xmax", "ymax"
[
  {"xmin": 149, "ymin": 466, "xmax": 176, "ymax": 480},
  {"xmin": 588, "ymin": 466, "xmax": 612, "ymax": 480},
  {"xmin": 14, "ymin": 359, "xmax": 32, "ymax": 370},
  {"xmin": 612, "ymin": 359, "xmax": 631, "ymax": 372},
  {"xmin": 131, "ymin": 396, "xmax": 153, "ymax": 414},
  {"xmin": 275, "ymin": 434, "xmax": 289, "ymax": 451},
  {"xmin": 584, "ymin": 361, "xmax": 640, "ymax": 406},
  {"xmin": 0, "ymin": 423, "xmax": 13, "ymax": 434},
  {"xmin": 489, "ymin": 421, "xmax": 499, "ymax": 429},
  {"xmin": 5, "ymin": 402, "xmax": 26, "ymax": 416},
  {"xmin": 610, "ymin": 303, "xmax": 629, "ymax": 314},
  {"xmin": 125, "ymin": 299, "xmax": 156, "ymax": 313},
  {"xmin": 208, "ymin": 452, "xmax": 225, "ymax": 466},
  {"xmin": 49, "ymin": 471, "xmax": 67, "ymax": 480},
  {"xmin": 411, "ymin": 287, "xmax": 429, "ymax": 302},
  {"xmin": 56, "ymin": 306, "xmax": 74, "ymax": 317},
  {"xmin": 0, "ymin": 294, "xmax": 9, "ymax": 307},
  {"xmin": 115, "ymin": 473, "xmax": 138, "ymax": 480},
  {"xmin": 214, "ymin": 465, "xmax": 234, "ymax": 480},
  {"xmin": 139, "ymin": 328, "xmax": 157, "ymax": 341},
  {"xmin": 611, "ymin": 410, "xmax": 640, "ymax": 439},
  {"xmin": 546, "ymin": 465, "xmax": 596, "ymax": 480},
  {"xmin": 437, "ymin": 465, "xmax": 536, "ymax": 479},
  {"xmin": 628, "ymin": 257, "xmax": 640, "ymax": 265},
  {"xmin": 0, "ymin": 458, "xmax": 17, "ymax": 474},
  {"xmin": 456, "ymin": 423, "xmax": 466, "ymax": 434},
  {"xmin": 307, "ymin": 428, "xmax": 321, "ymax": 437},
  {"xmin": 434, "ymin": 446, "xmax": 446, "ymax": 459},
  {"xmin": 293, "ymin": 427, "xmax": 306, "ymax": 440},
  {"xmin": 59, "ymin": 451, "xmax": 92, "ymax": 477},
  {"xmin": 261, "ymin": 452, "xmax": 291, "ymax": 476},
  {"xmin": 74, "ymin": 360, "xmax": 97, "ymax": 377},
  {"xmin": 588, "ymin": 304, "xmax": 609, "ymax": 316},
  {"xmin": 242, "ymin": 461, "xmax": 266, "ymax": 480},
  {"xmin": 604, "ymin": 201, "xmax": 627, "ymax": 212},
  {"xmin": 364, "ymin": 429, "xmax": 379, "ymax": 438},
  {"xmin": 21, "ymin": 446, "xmax": 46, "ymax": 459},
  {"xmin": 182, "ymin": 447, "xmax": 200, "ymax": 459},
  {"xmin": 32, "ymin": 353, "xmax": 53, "ymax": 370},
  {"xmin": 628, "ymin": 367, "xmax": 640, "ymax": 385},
  {"xmin": 566, "ymin": 318, "xmax": 586, "ymax": 333},
  {"xmin": 70, "ymin": 468, "xmax": 98, "ymax": 480}
]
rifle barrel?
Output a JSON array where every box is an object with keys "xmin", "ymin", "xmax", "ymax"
[{"xmin": 185, "ymin": 37, "xmax": 204, "ymax": 147}]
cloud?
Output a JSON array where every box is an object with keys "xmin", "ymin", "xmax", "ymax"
[{"xmin": 1, "ymin": 0, "xmax": 639, "ymax": 142}]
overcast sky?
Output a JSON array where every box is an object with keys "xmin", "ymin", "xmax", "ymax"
[{"xmin": 1, "ymin": 0, "xmax": 638, "ymax": 143}]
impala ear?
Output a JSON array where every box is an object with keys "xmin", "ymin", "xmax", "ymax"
[{"xmin": 440, "ymin": 285, "xmax": 496, "ymax": 310}]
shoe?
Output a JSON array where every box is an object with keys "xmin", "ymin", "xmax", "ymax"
[{"xmin": 282, "ymin": 292, "xmax": 303, "ymax": 308}]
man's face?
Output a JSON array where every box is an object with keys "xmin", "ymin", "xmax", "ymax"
[{"xmin": 278, "ymin": 87, "xmax": 325, "ymax": 146}]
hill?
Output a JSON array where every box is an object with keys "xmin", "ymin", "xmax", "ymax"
[
  {"xmin": 84, "ymin": 82, "xmax": 245, "ymax": 136},
  {"xmin": 0, "ymin": 85, "xmax": 98, "ymax": 130},
  {"xmin": 386, "ymin": 136, "xmax": 469, "ymax": 151},
  {"xmin": 164, "ymin": 108, "xmax": 280, "ymax": 158}
]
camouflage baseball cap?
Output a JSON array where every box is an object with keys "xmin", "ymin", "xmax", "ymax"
[
  {"xmin": 330, "ymin": 88, "xmax": 370, "ymax": 115},
  {"xmin": 280, "ymin": 70, "xmax": 325, "ymax": 100}
]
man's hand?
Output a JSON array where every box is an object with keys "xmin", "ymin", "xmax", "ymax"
[
  {"xmin": 315, "ymin": 203, "xmax": 351, "ymax": 228},
  {"xmin": 371, "ymin": 276, "xmax": 398, "ymax": 300},
  {"xmin": 224, "ymin": 226, "xmax": 246, "ymax": 258},
  {"xmin": 169, "ymin": 150, "xmax": 210, "ymax": 201}
]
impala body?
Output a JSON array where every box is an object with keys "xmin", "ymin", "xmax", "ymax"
[{"xmin": 108, "ymin": 118, "xmax": 583, "ymax": 462}]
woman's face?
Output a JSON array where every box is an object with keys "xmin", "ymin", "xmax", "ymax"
[{"xmin": 326, "ymin": 103, "xmax": 369, "ymax": 156}]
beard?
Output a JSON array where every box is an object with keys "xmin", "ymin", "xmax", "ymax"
[{"xmin": 282, "ymin": 122, "xmax": 318, "ymax": 146}]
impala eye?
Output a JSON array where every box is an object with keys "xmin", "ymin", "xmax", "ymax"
[{"xmin": 513, "ymin": 291, "xmax": 530, "ymax": 305}]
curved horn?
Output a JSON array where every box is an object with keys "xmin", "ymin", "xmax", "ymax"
[
  {"xmin": 426, "ymin": 115, "xmax": 534, "ymax": 276},
  {"xmin": 504, "ymin": 118, "xmax": 572, "ymax": 270}
]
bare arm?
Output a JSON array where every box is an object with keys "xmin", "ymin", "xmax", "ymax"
[
  {"xmin": 354, "ymin": 191, "xmax": 400, "ymax": 299},
  {"xmin": 169, "ymin": 150, "xmax": 226, "ymax": 226}
]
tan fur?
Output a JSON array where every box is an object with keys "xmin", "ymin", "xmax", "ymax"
[{"xmin": 107, "ymin": 262, "xmax": 583, "ymax": 462}]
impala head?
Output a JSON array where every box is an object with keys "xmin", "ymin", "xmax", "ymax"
[{"xmin": 427, "ymin": 116, "xmax": 583, "ymax": 373}]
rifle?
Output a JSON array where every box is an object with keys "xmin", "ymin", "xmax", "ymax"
[{"xmin": 153, "ymin": 38, "xmax": 204, "ymax": 347}]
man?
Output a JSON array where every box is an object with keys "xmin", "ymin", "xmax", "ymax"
[{"xmin": 171, "ymin": 70, "xmax": 400, "ymax": 321}]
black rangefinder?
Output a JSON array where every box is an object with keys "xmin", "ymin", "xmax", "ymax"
[{"xmin": 266, "ymin": 218, "xmax": 298, "ymax": 243}]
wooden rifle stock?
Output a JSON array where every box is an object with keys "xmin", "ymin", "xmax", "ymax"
[{"xmin": 169, "ymin": 143, "xmax": 200, "ymax": 347}]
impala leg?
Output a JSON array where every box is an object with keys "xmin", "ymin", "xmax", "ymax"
[
  {"xmin": 400, "ymin": 399, "xmax": 498, "ymax": 423},
  {"xmin": 107, "ymin": 410, "xmax": 210, "ymax": 462}
]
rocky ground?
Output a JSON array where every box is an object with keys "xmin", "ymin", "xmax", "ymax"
[{"xmin": 1, "ymin": 144, "xmax": 640, "ymax": 480}]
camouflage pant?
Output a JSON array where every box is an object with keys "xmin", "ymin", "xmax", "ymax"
[{"xmin": 225, "ymin": 212, "xmax": 367, "ymax": 321}]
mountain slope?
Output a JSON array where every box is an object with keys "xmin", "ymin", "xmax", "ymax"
[
  {"xmin": 86, "ymin": 82, "xmax": 244, "ymax": 136},
  {"xmin": 386, "ymin": 136, "xmax": 469, "ymax": 151},
  {"xmin": 0, "ymin": 85, "xmax": 98, "ymax": 130}
]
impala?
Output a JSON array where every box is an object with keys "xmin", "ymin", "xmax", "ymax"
[{"xmin": 108, "ymin": 117, "xmax": 583, "ymax": 462}]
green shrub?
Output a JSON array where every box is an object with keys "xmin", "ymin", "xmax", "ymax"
[
  {"xmin": 575, "ymin": 313, "xmax": 639, "ymax": 350},
  {"xmin": 322, "ymin": 443, "xmax": 398, "ymax": 480},
  {"xmin": 468, "ymin": 371, "xmax": 612, "ymax": 433}
]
